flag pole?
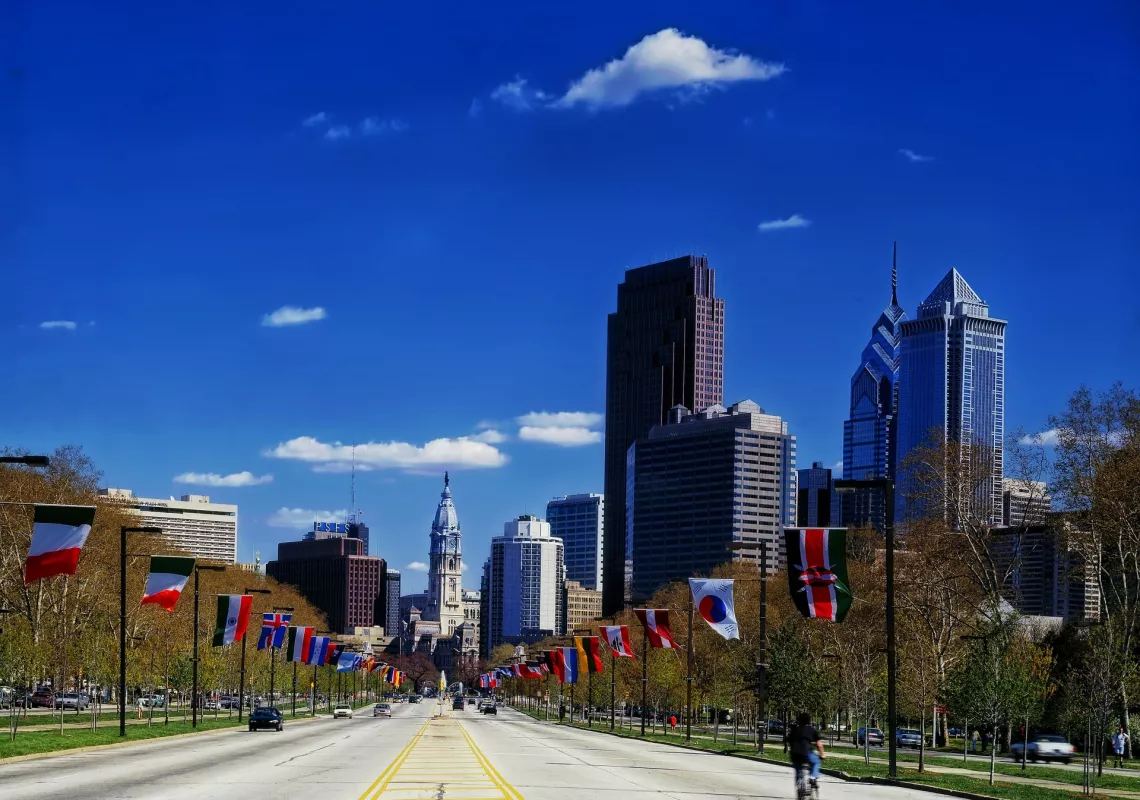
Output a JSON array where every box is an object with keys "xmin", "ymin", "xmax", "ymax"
[
  {"xmin": 641, "ymin": 627, "xmax": 648, "ymax": 736},
  {"xmin": 119, "ymin": 526, "xmax": 128, "ymax": 737},
  {"xmin": 587, "ymin": 667, "xmax": 593, "ymax": 728},
  {"xmin": 609, "ymin": 644, "xmax": 616, "ymax": 732},
  {"xmin": 686, "ymin": 594, "xmax": 693, "ymax": 742},
  {"xmin": 292, "ymin": 660, "xmax": 298, "ymax": 717}
]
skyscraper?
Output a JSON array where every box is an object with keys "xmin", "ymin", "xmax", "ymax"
[
  {"xmin": 265, "ymin": 537, "xmax": 386, "ymax": 635},
  {"xmin": 627, "ymin": 400, "xmax": 796, "ymax": 603},
  {"xmin": 602, "ymin": 255, "xmax": 725, "ymax": 614},
  {"xmin": 841, "ymin": 246, "xmax": 907, "ymax": 530},
  {"xmin": 797, "ymin": 462, "xmax": 840, "ymax": 527},
  {"xmin": 425, "ymin": 473, "xmax": 465, "ymax": 637},
  {"xmin": 546, "ymin": 493, "xmax": 604, "ymax": 592},
  {"xmin": 897, "ymin": 269, "xmax": 1007, "ymax": 524},
  {"xmin": 481, "ymin": 515, "xmax": 565, "ymax": 652}
]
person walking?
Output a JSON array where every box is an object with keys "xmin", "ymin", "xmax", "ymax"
[
  {"xmin": 669, "ymin": 714, "xmax": 677, "ymax": 733},
  {"xmin": 1112, "ymin": 728, "xmax": 1130, "ymax": 768},
  {"xmin": 971, "ymin": 729, "xmax": 980, "ymax": 754}
]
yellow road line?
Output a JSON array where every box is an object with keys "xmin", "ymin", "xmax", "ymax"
[
  {"xmin": 356, "ymin": 719, "xmax": 430, "ymax": 799},
  {"xmin": 457, "ymin": 721, "xmax": 524, "ymax": 800}
]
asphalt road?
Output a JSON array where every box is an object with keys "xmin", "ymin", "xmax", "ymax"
[{"xmin": 0, "ymin": 700, "xmax": 985, "ymax": 800}]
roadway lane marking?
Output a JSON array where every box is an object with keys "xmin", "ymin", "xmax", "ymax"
[{"xmin": 359, "ymin": 715, "xmax": 524, "ymax": 800}]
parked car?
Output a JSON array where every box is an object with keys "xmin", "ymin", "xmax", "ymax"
[
  {"xmin": 56, "ymin": 693, "xmax": 89, "ymax": 710},
  {"xmin": 482, "ymin": 703, "xmax": 497, "ymax": 715},
  {"xmin": 896, "ymin": 729, "xmax": 923, "ymax": 749},
  {"xmin": 856, "ymin": 727, "xmax": 885, "ymax": 746},
  {"xmin": 1010, "ymin": 734, "xmax": 1075, "ymax": 764},
  {"xmin": 333, "ymin": 703, "xmax": 353, "ymax": 719},
  {"xmin": 30, "ymin": 690, "xmax": 55, "ymax": 709},
  {"xmin": 373, "ymin": 703, "xmax": 392, "ymax": 718},
  {"xmin": 249, "ymin": 706, "xmax": 284, "ymax": 732}
]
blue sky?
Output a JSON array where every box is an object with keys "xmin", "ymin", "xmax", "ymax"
[{"xmin": 4, "ymin": 1, "xmax": 1138, "ymax": 593}]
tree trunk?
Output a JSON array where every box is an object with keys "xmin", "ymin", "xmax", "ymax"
[
  {"xmin": 1022, "ymin": 713, "xmax": 1029, "ymax": 771},
  {"xmin": 989, "ymin": 715, "xmax": 997, "ymax": 785},
  {"xmin": 919, "ymin": 702, "xmax": 926, "ymax": 773}
]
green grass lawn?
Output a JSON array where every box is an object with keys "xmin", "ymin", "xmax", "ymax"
[{"xmin": 0, "ymin": 717, "xmax": 248, "ymax": 759}]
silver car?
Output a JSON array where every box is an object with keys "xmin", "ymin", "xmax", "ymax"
[{"xmin": 896, "ymin": 729, "xmax": 923, "ymax": 748}]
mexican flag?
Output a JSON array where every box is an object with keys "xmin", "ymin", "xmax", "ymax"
[
  {"xmin": 212, "ymin": 594, "xmax": 253, "ymax": 646},
  {"xmin": 140, "ymin": 556, "xmax": 195, "ymax": 611},
  {"xmin": 784, "ymin": 528, "xmax": 853, "ymax": 623}
]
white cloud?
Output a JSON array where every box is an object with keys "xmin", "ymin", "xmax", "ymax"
[
  {"xmin": 471, "ymin": 429, "xmax": 508, "ymax": 444},
  {"xmin": 899, "ymin": 148, "xmax": 933, "ymax": 163},
  {"xmin": 303, "ymin": 112, "xmax": 329, "ymax": 128},
  {"xmin": 261, "ymin": 306, "xmax": 327, "ymax": 327},
  {"xmin": 360, "ymin": 117, "xmax": 408, "ymax": 136},
  {"xmin": 405, "ymin": 561, "xmax": 428, "ymax": 572},
  {"xmin": 324, "ymin": 125, "xmax": 352, "ymax": 141},
  {"xmin": 554, "ymin": 28, "xmax": 785, "ymax": 110},
  {"xmin": 268, "ymin": 507, "xmax": 348, "ymax": 528},
  {"xmin": 834, "ymin": 460, "xmax": 843, "ymax": 470},
  {"xmin": 39, "ymin": 320, "xmax": 77, "ymax": 330},
  {"xmin": 516, "ymin": 411, "xmax": 603, "ymax": 428},
  {"xmin": 264, "ymin": 434, "xmax": 509, "ymax": 472},
  {"xmin": 758, "ymin": 214, "xmax": 811, "ymax": 232},
  {"xmin": 490, "ymin": 76, "xmax": 551, "ymax": 111},
  {"xmin": 519, "ymin": 426, "xmax": 601, "ymax": 446},
  {"xmin": 1020, "ymin": 429, "xmax": 1060, "ymax": 446},
  {"xmin": 174, "ymin": 471, "xmax": 273, "ymax": 487}
]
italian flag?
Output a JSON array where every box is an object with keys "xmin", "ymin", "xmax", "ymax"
[
  {"xmin": 212, "ymin": 594, "xmax": 253, "ymax": 646},
  {"xmin": 140, "ymin": 556, "xmax": 195, "ymax": 612},
  {"xmin": 783, "ymin": 528, "xmax": 853, "ymax": 623},
  {"xmin": 25, "ymin": 505, "xmax": 97, "ymax": 584}
]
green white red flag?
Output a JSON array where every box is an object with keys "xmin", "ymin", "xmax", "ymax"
[
  {"xmin": 140, "ymin": 556, "xmax": 195, "ymax": 611},
  {"xmin": 784, "ymin": 528, "xmax": 853, "ymax": 623}
]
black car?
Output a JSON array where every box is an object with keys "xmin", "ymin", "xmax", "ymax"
[
  {"xmin": 249, "ymin": 706, "xmax": 284, "ymax": 732},
  {"xmin": 481, "ymin": 703, "xmax": 497, "ymax": 715}
]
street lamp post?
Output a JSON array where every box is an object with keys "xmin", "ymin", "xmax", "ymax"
[
  {"xmin": 120, "ymin": 526, "xmax": 163, "ymax": 737},
  {"xmin": 835, "ymin": 476, "xmax": 897, "ymax": 778},
  {"xmin": 238, "ymin": 588, "xmax": 271, "ymax": 721},
  {"xmin": 191, "ymin": 564, "xmax": 226, "ymax": 728},
  {"xmin": 727, "ymin": 539, "xmax": 770, "ymax": 753}
]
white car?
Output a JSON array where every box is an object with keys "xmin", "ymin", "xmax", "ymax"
[
  {"xmin": 333, "ymin": 704, "xmax": 353, "ymax": 719},
  {"xmin": 1011, "ymin": 734, "xmax": 1075, "ymax": 764},
  {"xmin": 373, "ymin": 703, "xmax": 392, "ymax": 717}
]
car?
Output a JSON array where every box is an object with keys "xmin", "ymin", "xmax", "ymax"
[
  {"xmin": 333, "ymin": 703, "xmax": 353, "ymax": 719},
  {"xmin": 453, "ymin": 697, "xmax": 465, "ymax": 710},
  {"xmin": 896, "ymin": 729, "xmax": 923, "ymax": 748},
  {"xmin": 373, "ymin": 703, "xmax": 392, "ymax": 717},
  {"xmin": 249, "ymin": 706, "xmax": 284, "ymax": 732},
  {"xmin": 30, "ymin": 690, "xmax": 55, "ymax": 709},
  {"xmin": 409, "ymin": 695, "xmax": 422, "ymax": 704},
  {"xmin": 856, "ymin": 727, "xmax": 885, "ymax": 746},
  {"xmin": 56, "ymin": 693, "xmax": 89, "ymax": 710},
  {"xmin": 1010, "ymin": 734, "xmax": 1075, "ymax": 764},
  {"xmin": 482, "ymin": 703, "xmax": 497, "ymax": 715}
]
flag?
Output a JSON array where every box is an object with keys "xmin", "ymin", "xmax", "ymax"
[
  {"xmin": 785, "ymin": 528, "xmax": 854, "ymax": 623},
  {"xmin": 600, "ymin": 625, "xmax": 635, "ymax": 658},
  {"xmin": 324, "ymin": 643, "xmax": 341, "ymax": 665},
  {"xmin": 257, "ymin": 612, "xmax": 292, "ymax": 650},
  {"xmin": 635, "ymin": 608, "xmax": 678, "ymax": 649},
  {"xmin": 336, "ymin": 651, "xmax": 358, "ymax": 672},
  {"xmin": 521, "ymin": 662, "xmax": 544, "ymax": 679},
  {"xmin": 140, "ymin": 556, "xmax": 194, "ymax": 611},
  {"xmin": 550, "ymin": 648, "xmax": 565, "ymax": 683},
  {"xmin": 560, "ymin": 646, "xmax": 580, "ymax": 684},
  {"xmin": 689, "ymin": 578, "xmax": 739, "ymax": 640},
  {"xmin": 575, "ymin": 637, "xmax": 604, "ymax": 674},
  {"xmin": 287, "ymin": 627, "xmax": 313, "ymax": 662},
  {"xmin": 212, "ymin": 595, "xmax": 253, "ymax": 647},
  {"xmin": 24, "ymin": 505, "xmax": 97, "ymax": 584},
  {"xmin": 306, "ymin": 636, "xmax": 330, "ymax": 666}
]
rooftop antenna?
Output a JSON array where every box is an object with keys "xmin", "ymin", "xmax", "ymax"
[
  {"xmin": 349, "ymin": 444, "xmax": 356, "ymax": 524},
  {"xmin": 891, "ymin": 241, "xmax": 899, "ymax": 305}
]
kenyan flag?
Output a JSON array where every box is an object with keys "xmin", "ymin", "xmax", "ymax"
[{"xmin": 784, "ymin": 528, "xmax": 853, "ymax": 623}]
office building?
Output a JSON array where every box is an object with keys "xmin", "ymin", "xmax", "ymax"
[
  {"xmin": 797, "ymin": 462, "xmax": 841, "ymax": 527},
  {"xmin": 563, "ymin": 580, "xmax": 602, "ymax": 635},
  {"xmin": 897, "ymin": 269, "xmax": 1007, "ymax": 524},
  {"xmin": 302, "ymin": 519, "xmax": 369, "ymax": 555},
  {"xmin": 425, "ymin": 473, "xmax": 465, "ymax": 637},
  {"xmin": 546, "ymin": 493, "xmax": 604, "ymax": 593},
  {"xmin": 385, "ymin": 569, "xmax": 401, "ymax": 637},
  {"xmin": 627, "ymin": 400, "xmax": 796, "ymax": 603},
  {"xmin": 482, "ymin": 515, "xmax": 565, "ymax": 653},
  {"xmin": 1002, "ymin": 479, "xmax": 1052, "ymax": 527},
  {"xmin": 99, "ymin": 488, "xmax": 238, "ymax": 563},
  {"xmin": 461, "ymin": 589, "xmax": 481, "ymax": 648},
  {"xmin": 989, "ymin": 520, "xmax": 1100, "ymax": 622},
  {"xmin": 842, "ymin": 247, "xmax": 907, "ymax": 530},
  {"xmin": 603, "ymin": 255, "xmax": 725, "ymax": 614},
  {"xmin": 265, "ymin": 537, "xmax": 387, "ymax": 634}
]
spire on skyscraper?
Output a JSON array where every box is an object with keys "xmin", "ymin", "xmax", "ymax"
[{"xmin": 891, "ymin": 241, "xmax": 898, "ymax": 306}]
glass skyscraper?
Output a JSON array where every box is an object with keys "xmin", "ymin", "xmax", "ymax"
[
  {"xmin": 546, "ymin": 494, "xmax": 603, "ymax": 593},
  {"xmin": 841, "ymin": 248, "xmax": 906, "ymax": 530},
  {"xmin": 897, "ymin": 269, "xmax": 1007, "ymax": 524}
]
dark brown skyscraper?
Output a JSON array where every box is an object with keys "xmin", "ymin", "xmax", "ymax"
[{"xmin": 602, "ymin": 255, "xmax": 725, "ymax": 614}]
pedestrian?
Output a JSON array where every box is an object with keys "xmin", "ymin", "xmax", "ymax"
[
  {"xmin": 670, "ymin": 714, "xmax": 677, "ymax": 733},
  {"xmin": 972, "ymin": 729, "xmax": 980, "ymax": 753},
  {"xmin": 1112, "ymin": 728, "xmax": 1129, "ymax": 769}
]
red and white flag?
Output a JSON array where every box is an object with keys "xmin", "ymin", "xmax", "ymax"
[
  {"xmin": 635, "ymin": 609, "xmax": 678, "ymax": 649},
  {"xmin": 599, "ymin": 625, "xmax": 635, "ymax": 658},
  {"xmin": 25, "ymin": 505, "xmax": 97, "ymax": 584}
]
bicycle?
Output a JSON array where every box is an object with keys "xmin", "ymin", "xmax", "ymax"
[{"xmin": 793, "ymin": 765, "xmax": 820, "ymax": 799}]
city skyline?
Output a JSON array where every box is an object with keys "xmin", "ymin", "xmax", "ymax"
[{"xmin": 5, "ymin": 3, "xmax": 1137, "ymax": 592}]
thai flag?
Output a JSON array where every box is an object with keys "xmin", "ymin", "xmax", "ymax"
[{"xmin": 257, "ymin": 613, "xmax": 292, "ymax": 650}]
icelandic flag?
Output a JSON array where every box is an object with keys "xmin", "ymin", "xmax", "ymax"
[
  {"xmin": 689, "ymin": 578, "xmax": 740, "ymax": 640},
  {"xmin": 306, "ymin": 636, "xmax": 330, "ymax": 666},
  {"xmin": 257, "ymin": 612, "xmax": 292, "ymax": 650},
  {"xmin": 560, "ymin": 646, "xmax": 579, "ymax": 684},
  {"xmin": 635, "ymin": 609, "xmax": 678, "ymax": 649}
]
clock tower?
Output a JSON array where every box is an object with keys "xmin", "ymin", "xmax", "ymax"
[{"xmin": 425, "ymin": 472, "xmax": 464, "ymax": 636}]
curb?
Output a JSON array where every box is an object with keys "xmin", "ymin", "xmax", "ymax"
[
  {"xmin": 509, "ymin": 711, "xmax": 1022, "ymax": 800},
  {"xmin": 0, "ymin": 713, "xmax": 327, "ymax": 765}
]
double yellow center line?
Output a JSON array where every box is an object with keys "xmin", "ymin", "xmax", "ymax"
[{"xmin": 358, "ymin": 716, "xmax": 523, "ymax": 800}]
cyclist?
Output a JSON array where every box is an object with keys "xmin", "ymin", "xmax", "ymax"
[{"xmin": 788, "ymin": 712, "xmax": 825, "ymax": 795}]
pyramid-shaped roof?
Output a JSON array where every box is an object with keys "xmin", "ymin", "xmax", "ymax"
[{"xmin": 922, "ymin": 268, "xmax": 982, "ymax": 307}]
